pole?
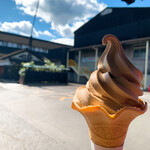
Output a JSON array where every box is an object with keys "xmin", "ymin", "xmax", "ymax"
[
  {"xmin": 95, "ymin": 47, "xmax": 98, "ymax": 70},
  {"xmin": 77, "ymin": 50, "xmax": 81, "ymax": 82},
  {"xmin": 144, "ymin": 40, "xmax": 149, "ymax": 90},
  {"xmin": 66, "ymin": 51, "xmax": 69, "ymax": 67},
  {"xmin": 29, "ymin": 0, "xmax": 40, "ymax": 50}
]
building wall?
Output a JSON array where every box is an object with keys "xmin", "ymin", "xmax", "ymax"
[
  {"xmin": 127, "ymin": 46, "xmax": 145, "ymax": 73},
  {"xmin": 0, "ymin": 31, "xmax": 71, "ymax": 55},
  {"xmin": 73, "ymin": 47, "xmax": 105, "ymax": 72},
  {"xmin": 70, "ymin": 43, "xmax": 150, "ymax": 87},
  {"xmin": 123, "ymin": 44, "xmax": 150, "ymax": 74},
  {"xmin": 48, "ymin": 48, "xmax": 69, "ymax": 66},
  {"xmin": 75, "ymin": 20, "xmax": 150, "ymax": 47},
  {"xmin": 80, "ymin": 49, "xmax": 96, "ymax": 71},
  {"xmin": 72, "ymin": 8, "xmax": 150, "ymax": 86},
  {"xmin": 144, "ymin": 75, "xmax": 150, "ymax": 88},
  {"xmin": 74, "ymin": 8, "xmax": 150, "ymax": 48}
]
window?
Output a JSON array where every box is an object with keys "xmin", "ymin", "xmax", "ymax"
[
  {"xmin": 43, "ymin": 49, "xmax": 48, "ymax": 54},
  {"xmin": 8, "ymin": 42, "xmax": 14, "ymax": 47},
  {"xmin": 38, "ymin": 48, "xmax": 45, "ymax": 53},
  {"xmin": 7, "ymin": 42, "xmax": 17, "ymax": 48},
  {"xmin": 31, "ymin": 47, "xmax": 48, "ymax": 53},
  {"xmin": 12, "ymin": 43, "xmax": 17, "ymax": 48},
  {"xmin": 35, "ymin": 47, "xmax": 40, "ymax": 52},
  {"xmin": 31, "ymin": 47, "xmax": 35, "ymax": 51},
  {"xmin": 17, "ymin": 44, "xmax": 22, "ymax": 49},
  {"xmin": 2, "ymin": 41, "xmax": 8, "ymax": 46},
  {"xmin": 22, "ymin": 45, "xmax": 29, "ymax": 49},
  {"xmin": 133, "ymin": 47, "xmax": 146, "ymax": 58}
]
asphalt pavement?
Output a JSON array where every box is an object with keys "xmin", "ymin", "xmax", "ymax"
[{"xmin": 0, "ymin": 82, "xmax": 149, "ymax": 150}]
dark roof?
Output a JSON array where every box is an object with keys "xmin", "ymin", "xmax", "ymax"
[
  {"xmin": 0, "ymin": 31, "xmax": 72, "ymax": 49},
  {"xmin": 0, "ymin": 49, "xmax": 25, "ymax": 60},
  {"xmin": 29, "ymin": 50, "xmax": 48, "ymax": 60},
  {"xmin": 74, "ymin": 7, "xmax": 150, "ymax": 47},
  {"xmin": 0, "ymin": 46, "xmax": 20, "ymax": 55},
  {"xmin": 70, "ymin": 36, "xmax": 150, "ymax": 51},
  {"xmin": 0, "ymin": 49, "xmax": 43, "ymax": 62},
  {"xmin": 75, "ymin": 7, "xmax": 150, "ymax": 34}
]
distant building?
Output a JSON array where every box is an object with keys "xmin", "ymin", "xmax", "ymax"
[
  {"xmin": 68, "ymin": 7, "xmax": 150, "ymax": 89},
  {"xmin": 0, "ymin": 31, "xmax": 72, "ymax": 81}
]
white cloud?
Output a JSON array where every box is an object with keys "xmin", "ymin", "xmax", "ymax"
[
  {"xmin": 51, "ymin": 38, "xmax": 74, "ymax": 46},
  {"xmin": 71, "ymin": 20, "xmax": 87, "ymax": 32},
  {"xmin": 14, "ymin": 0, "xmax": 107, "ymax": 37},
  {"xmin": 38, "ymin": 30, "xmax": 55, "ymax": 37},
  {"xmin": 51, "ymin": 24, "xmax": 73, "ymax": 37},
  {"xmin": 0, "ymin": 21, "xmax": 33, "ymax": 36},
  {"xmin": 0, "ymin": 21, "xmax": 54, "ymax": 38},
  {"xmin": 51, "ymin": 20, "xmax": 87, "ymax": 37}
]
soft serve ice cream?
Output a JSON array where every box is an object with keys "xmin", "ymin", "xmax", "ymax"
[{"xmin": 72, "ymin": 34, "xmax": 147, "ymax": 148}]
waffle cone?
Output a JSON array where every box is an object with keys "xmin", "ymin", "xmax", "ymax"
[{"xmin": 72, "ymin": 99, "xmax": 147, "ymax": 148}]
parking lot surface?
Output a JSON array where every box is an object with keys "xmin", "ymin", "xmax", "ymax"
[{"xmin": 0, "ymin": 82, "xmax": 149, "ymax": 150}]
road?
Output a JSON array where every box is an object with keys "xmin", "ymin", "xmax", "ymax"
[{"xmin": 0, "ymin": 82, "xmax": 149, "ymax": 150}]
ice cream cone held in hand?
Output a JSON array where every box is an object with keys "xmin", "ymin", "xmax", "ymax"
[{"xmin": 72, "ymin": 34, "xmax": 147, "ymax": 148}]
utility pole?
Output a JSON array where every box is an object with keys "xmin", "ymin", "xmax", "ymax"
[
  {"xmin": 144, "ymin": 40, "xmax": 149, "ymax": 90},
  {"xmin": 29, "ymin": 0, "xmax": 40, "ymax": 51}
]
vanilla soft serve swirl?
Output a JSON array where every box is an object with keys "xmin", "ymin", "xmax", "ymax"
[{"xmin": 74, "ymin": 34, "xmax": 144, "ymax": 114}]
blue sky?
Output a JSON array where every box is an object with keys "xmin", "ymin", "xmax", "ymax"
[{"xmin": 0, "ymin": 0, "xmax": 149, "ymax": 46}]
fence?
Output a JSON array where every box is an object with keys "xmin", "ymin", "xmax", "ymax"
[{"xmin": 24, "ymin": 69, "xmax": 68, "ymax": 84}]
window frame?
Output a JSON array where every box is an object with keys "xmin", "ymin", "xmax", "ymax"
[{"xmin": 133, "ymin": 46, "xmax": 146, "ymax": 59}]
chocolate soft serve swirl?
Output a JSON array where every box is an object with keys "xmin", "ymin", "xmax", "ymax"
[{"xmin": 73, "ymin": 34, "xmax": 144, "ymax": 114}]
